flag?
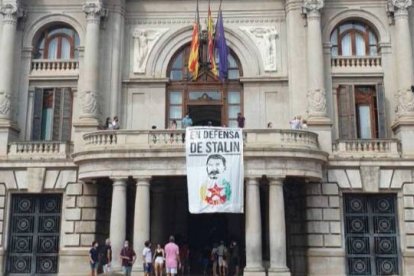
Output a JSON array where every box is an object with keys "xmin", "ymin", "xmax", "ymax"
[
  {"xmin": 188, "ymin": 0, "xmax": 200, "ymax": 80},
  {"xmin": 214, "ymin": 7, "xmax": 228, "ymax": 81},
  {"xmin": 185, "ymin": 127, "xmax": 244, "ymax": 213},
  {"xmin": 208, "ymin": 1, "xmax": 218, "ymax": 77}
]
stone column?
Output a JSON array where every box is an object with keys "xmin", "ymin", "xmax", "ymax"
[
  {"xmin": 390, "ymin": 0, "xmax": 414, "ymax": 155},
  {"xmin": 303, "ymin": 0, "xmax": 332, "ymax": 153},
  {"xmin": 133, "ymin": 177, "xmax": 151, "ymax": 272},
  {"xmin": 0, "ymin": 1, "xmax": 22, "ymax": 122},
  {"xmin": 392, "ymin": 0, "xmax": 414, "ymax": 119},
  {"xmin": 244, "ymin": 177, "xmax": 265, "ymax": 276},
  {"xmin": 268, "ymin": 177, "xmax": 290, "ymax": 276},
  {"xmin": 109, "ymin": 178, "xmax": 127, "ymax": 269},
  {"xmin": 80, "ymin": 0, "xmax": 106, "ymax": 125}
]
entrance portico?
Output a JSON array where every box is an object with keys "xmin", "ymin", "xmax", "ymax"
[{"xmin": 73, "ymin": 128, "xmax": 327, "ymax": 274}]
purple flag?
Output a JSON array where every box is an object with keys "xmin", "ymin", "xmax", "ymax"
[{"xmin": 214, "ymin": 9, "xmax": 228, "ymax": 81}]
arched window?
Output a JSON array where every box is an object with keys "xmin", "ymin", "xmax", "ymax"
[
  {"xmin": 33, "ymin": 25, "xmax": 80, "ymax": 59},
  {"xmin": 167, "ymin": 44, "xmax": 243, "ymax": 128},
  {"xmin": 330, "ymin": 21, "xmax": 378, "ymax": 57}
]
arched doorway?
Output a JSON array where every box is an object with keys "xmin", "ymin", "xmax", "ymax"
[{"xmin": 166, "ymin": 44, "xmax": 243, "ymax": 128}]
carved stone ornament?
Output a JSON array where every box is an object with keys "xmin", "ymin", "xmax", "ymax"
[
  {"xmin": 82, "ymin": 90, "xmax": 98, "ymax": 115},
  {"xmin": 133, "ymin": 28, "xmax": 168, "ymax": 74},
  {"xmin": 0, "ymin": 91, "xmax": 11, "ymax": 117},
  {"xmin": 82, "ymin": 0, "xmax": 106, "ymax": 20},
  {"xmin": 390, "ymin": 0, "xmax": 412, "ymax": 10},
  {"xmin": 303, "ymin": 0, "xmax": 324, "ymax": 12},
  {"xmin": 0, "ymin": 1, "xmax": 24, "ymax": 23},
  {"xmin": 240, "ymin": 26, "xmax": 278, "ymax": 72},
  {"xmin": 307, "ymin": 88, "xmax": 327, "ymax": 116},
  {"xmin": 396, "ymin": 88, "xmax": 414, "ymax": 116}
]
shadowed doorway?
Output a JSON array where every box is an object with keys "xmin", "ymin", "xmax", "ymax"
[{"xmin": 188, "ymin": 105, "xmax": 222, "ymax": 126}]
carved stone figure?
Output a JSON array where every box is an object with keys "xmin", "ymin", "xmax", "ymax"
[
  {"xmin": 82, "ymin": 91, "xmax": 98, "ymax": 116},
  {"xmin": 307, "ymin": 89, "xmax": 327, "ymax": 116},
  {"xmin": 396, "ymin": 88, "xmax": 414, "ymax": 117},
  {"xmin": 240, "ymin": 27, "xmax": 278, "ymax": 72},
  {"xmin": 133, "ymin": 28, "xmax": 168, "ymax": 74},
  {"xmin": 0, "ymin": 91, "xmax": 11, "ymax": 117}
]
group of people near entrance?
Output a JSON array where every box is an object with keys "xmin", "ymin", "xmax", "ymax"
[
  {"xmin": 89, "ymin": 236, "xmax": 183, "ymax": 276},
  {"xmin": 89, "ymin": 236, "xmax": 240, "ymax": 276}
]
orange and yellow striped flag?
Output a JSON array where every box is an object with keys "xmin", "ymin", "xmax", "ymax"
[{"xmin": 188, "ymin": 1, "xmax": 200, "ymax": 80}]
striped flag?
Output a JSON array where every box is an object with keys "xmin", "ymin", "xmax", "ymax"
[
  {"xmin": 208, "ymin": 1, "xmax": 218, "ymax": 77},
  {"xmin": 188, "ymin": 0, "xmax": 200, "ymax": 80}
]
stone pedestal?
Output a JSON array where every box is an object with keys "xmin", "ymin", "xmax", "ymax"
[
  {"xmin": 244, "ymin": 177, "xmax": 265, "ymax": 275},
  {"xmin": 392, "ymin": 121, "xmax": 414, "ymax": 157},
  {"xmin": 268, "ymin": 177, "xmax": 291, "ymax": 276},
  {"xmin": 109, "ymin": 178, "xmax": 127, "ymax": 270}
]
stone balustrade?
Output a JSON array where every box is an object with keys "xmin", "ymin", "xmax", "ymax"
[
  {"xmin": 331, "ymin": 56, "xmax": 382, "ymax": 75},
  {"xmin": 30, "ymin": 59, "xmax": 79, "ymax": 76},
  {"xmin": 331, "ymin": 56, "xmax": 381, "ymax": 68},
  {"xmin": 332, "ymin": 139, "xmax": 401, "ymax": 158},
  {"xmin": 8, "ymin": 141, "xmax": 73, "ymax": 159},
  {"xmin": 82, "ymin": 129, "xmax": 320, "ymax": 151}
]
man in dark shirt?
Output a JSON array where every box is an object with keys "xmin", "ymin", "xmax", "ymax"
[
  {"xmin": 101, "ymin": 238, "xmax": 112, "ymax": 273},
  {"xmin": 89, "ymin": 241, "xmax": 99, "ymax": 276},
  {"xmin": 120, "ymin": 240, "xmax": 136, "ymax": 276},
  {"xmin": 236, "ymin": 113, "xmax": 245, "ymax": 128},
  {"xmin": 229, "ymin": 241, "xmax": 240, "ymax": 276}
]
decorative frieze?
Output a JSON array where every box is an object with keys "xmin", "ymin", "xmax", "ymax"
[
  {"xmin": 239, "ymin": 27, "xmax": 278, "ymax": 72},
  {"xmin": 133, "ymin": 28, "xmax": 168, "ymax": 74},
  {"xmin": 81, "ymin": 90, "xmax": 98, "ymax": 116},
  {"xmin": 307, "ymin": 88, "xmax": 327, "ymax": 116},
  {"xmin": 0, "ymin": 91, "xmax": 11, "ymax": 117},
  {"xmin": 396, "ymin": 88, "xmax": 414, "ymax": 117}
]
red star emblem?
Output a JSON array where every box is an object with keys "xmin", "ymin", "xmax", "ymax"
[
  {"xmin": 208, "ymin": 183, "xmax": 223, "ymax": 197},
  {"xmin": 205, "ymin": 184, "xmax": 226, "ymax": 205}
]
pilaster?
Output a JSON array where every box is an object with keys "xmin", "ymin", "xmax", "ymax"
[
  {"xmin": 303, "ymin": 0, "xmax": 332, "ymax": 153},
  {"xmin": 76, "ymin": 0, "xmax": 107, "ymax": 127},
  {"xmin": 0, "ymin": 0, "xmax": 23, "ymax": 154},
  {"xmin": 389, "ymin": 0, "xmax": 414, "ymax": 155}
]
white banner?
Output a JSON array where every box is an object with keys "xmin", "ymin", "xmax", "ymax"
[{"xmin": 185, "ymin": 127, "xmax": 244, "ymax": 213}]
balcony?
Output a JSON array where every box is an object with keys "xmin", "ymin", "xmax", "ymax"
[
  {"xmin": 331, "ymin": 56, "xmax": 382, "ymax": 76},
  {"xmin": 7, "ymin": 141, "xmax": 73, "ymax": 160},
  {"xmin": 30, "ymin": 59, "xmax": 79, "ymax": 79},
  {"xmin": 74, "ymin": 129, "xmax": 328, "ymax": 180},
  {"xmin": 332, "ymin": 139, "xmax": 401, "ymax": 159}
]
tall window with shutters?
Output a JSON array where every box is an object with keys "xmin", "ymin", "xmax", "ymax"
[
  {"xmin": 31, "ymin": 88, "xmax": 73, "ymax": 141},
  {"xmin": 337, "ymin": 84, "xmax": 386, "ymax": 139}
]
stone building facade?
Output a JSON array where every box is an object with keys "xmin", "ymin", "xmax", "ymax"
[{"xmin": 0, "ymin": 0, "xmax": 413, "ymax": 275}]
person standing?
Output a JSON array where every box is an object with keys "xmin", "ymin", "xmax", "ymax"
[
  {"xmin": 142, "ymin": 240, "xmax": 153, "ymax": 276},
  {"xmin": 153, "ymin": 243, "xmax": 165, "ymax": 276},
  {"xmin": 229, "ymin": 241, "xmax": 240, "ymax": 276},
  {"xmin": 112, "ymin": 116, "xmax": 120, "ymax": 130},
  {"xmin": 211, "ymin": 243, "xmax": 219, "ymax": 276},
  {"xmin": 120, "ymin": 240, "xmax": 136, "ymax": 276},
  {"xmin": 217, "ymin": 241, "xmax": 228, "ymax": 276},
  {"xmin": 164, "ymin": 235, "xmax": 180, "ymax": 276},
  {"xmin": 89, "ymin": 241, "xmax": 99, "ymax": 276},
  {"xmin": 236, "ymin": 113, "xmax": 245, "ymax": 128},
  {"xmin": 182, "ymin": 113, "xmax": 193, "ymax": 128},
  {"xmin": 101, "ymin": 238, "xmax": 112, "ymax": 273}
]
